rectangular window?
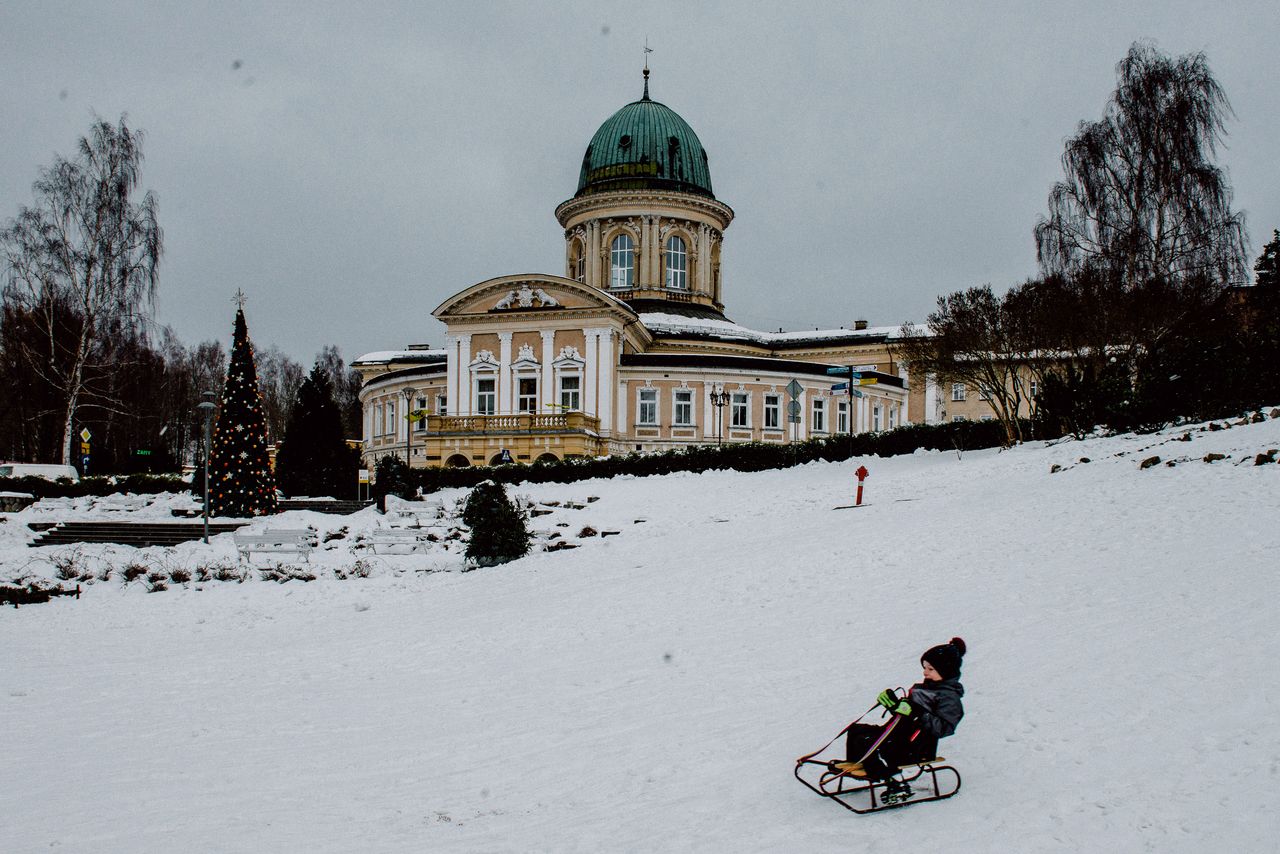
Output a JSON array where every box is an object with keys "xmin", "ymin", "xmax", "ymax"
[
  {"xmin": 980, "ymin": 414, "xmax": 994, "ymax": 422},
  {"xmin": 517, "ymin": 377, "xmax": 538, "ymax": 413},
  {"xmin": 731, "ymin": 392, "xmax": 749, "ymax": 428},
  {"xmin": 764, "ymin": 394, "xmax": 780, "ymax": 429},
  {"xmin": 837, "ymin": 400, "xmax": 849, "ymax": 433},
  {"xmin": 978, "ymin": 386, "xmax": 991, "ymax": 400},
  {"xmin": 811, "ymin": 398, "xmax": 826, "ymax": 433},
  {"xmin": 437, "ymin": 394, "xmax": 447, "ymax": 417},
  {"xmin": 638, "ymin": 388, "xmax": 658, "ymax": 425},
  {"xmin": 413, "ymin": 396, "xmax": 428, "ymax": 432},
  {"xmin": 385, "ymin": 401, "xmax": 396, "ymax": 435},
  {"xmin": 374, "ymin": 404, "xmax": 383, "ymax": 436},
  {"xmin": 1029, "ymin": 380, "xmax": 1038, "ymax": 399},
  {"xmin": 559, "ymin": 375, "xmax": 580, "ymax": 411},
  {"xmin": 888, "ymin": 406, "xmax": 897, "ymax": 429},
  {"xmin": 476, "ymin": 378, "xmax": 496, "ymax": 415},
  {"xmin": 951, "ymin": 383, "xmax": 966, "ymax": 402},
  {"xmin": 673, "ymin": 389, "xmax": 693, "ymax": 426},
  {"xmin": 952, "ymin": 414, "xmax": 968, "ymax": 422},
  {"xmin": 872, "ymin": 403, "xmax": 882, "ymax": 432}
]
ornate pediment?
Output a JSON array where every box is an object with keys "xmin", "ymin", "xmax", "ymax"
[{"xmin": 492, "ymin": 284, "xmax": 561, "ymax": 312}]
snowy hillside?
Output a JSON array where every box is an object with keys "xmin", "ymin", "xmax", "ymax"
[{"xmin": 3, "ymin": 413, "xmax": 1280, "ymax": 852}]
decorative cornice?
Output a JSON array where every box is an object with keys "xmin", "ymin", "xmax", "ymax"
[{"xmin": 555, "ymin": 189, "xmax": 734, "ymax": 230}]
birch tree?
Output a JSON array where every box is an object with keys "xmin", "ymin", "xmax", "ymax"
[{"xmin": 1, "ymin": 116, "xmax": 162, "ymax": 464}]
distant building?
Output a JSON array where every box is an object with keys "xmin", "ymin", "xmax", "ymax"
[{"xmin": 354, "ymin": 74, "xmax": 921, "ymax": 469}]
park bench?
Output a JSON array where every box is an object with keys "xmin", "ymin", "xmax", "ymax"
[
  {"xmin": 368, "ymin": 529, "xmax": 435, "ymax": 554},
  {"xmin": 233, "ymin": 528, "xmax": 317, "ymax": 563}
]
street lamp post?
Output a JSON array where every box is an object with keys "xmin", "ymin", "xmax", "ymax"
[
  {"xmin": 709, "ymin": 384, "xmax": 731, "ymax": 446},
  {"xmin": 402, "ymin": 386, "xmax": 418, "ymax": 468},
  {"xmin": 197, "ymin": 390, "xmax": 217, "ymax": 544}
]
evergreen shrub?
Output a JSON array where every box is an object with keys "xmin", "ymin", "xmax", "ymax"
[{"xmin": 461, "ymin": 480, "xmax": 531, "ymax": 567}]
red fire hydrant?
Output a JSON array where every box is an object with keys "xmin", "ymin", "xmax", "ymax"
[{"xmin": 855, "ymin": 465, "xmax": 869, "ymax": 506}]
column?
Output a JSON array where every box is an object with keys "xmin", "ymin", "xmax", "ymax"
[
  {"xmin": 584, "ymin": 329, "xmax": 599, "ymax": 417},
  {"xmin": 457, "ymin": 334, "xmax": 472, "ymax": 415},
  {"xmin": 596, "ymin": 329, "xmax": 615, "ymax": 432},
  {"xmin": 498, "ymin": 332, "xmax": 513, "ymax": 415},
  {"xmin": 444, "ymin": 334, "xmax": 457, "ymax": 417},
  {"xmin": 541, "ymin": 330, "xmax": 556, "ymax": 411},
  {"xmin": 698, "ymin": 224, "xmax": 711, "ymax": 293}
]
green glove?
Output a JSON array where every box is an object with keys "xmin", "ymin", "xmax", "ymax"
[
  {"xmin": 893, "ymin": 700, "xmax": 913, "ymax": 716},
  {"xmin": 876, "ymin": 689, "xmax": 897, "ymax": 710}
]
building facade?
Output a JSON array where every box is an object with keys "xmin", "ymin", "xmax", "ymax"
[{"xmin": 354, "ymin": 76, "xmax": 923, "ymax": 470}]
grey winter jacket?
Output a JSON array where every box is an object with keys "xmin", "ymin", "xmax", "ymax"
[{"xmin": 906, "ymin": 677, "xmax": 965, "ymax": 739}]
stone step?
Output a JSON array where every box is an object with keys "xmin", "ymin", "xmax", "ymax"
[{"xmin": 29, "ymin": 521, "xmax": 247, "ymax": 548}]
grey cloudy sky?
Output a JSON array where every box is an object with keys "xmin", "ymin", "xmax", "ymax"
[{"xmin": 4, "ymin": 1, "xmax": 1278, "ymax": 366}]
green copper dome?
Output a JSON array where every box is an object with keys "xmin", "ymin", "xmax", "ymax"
[{"xmin": 576, "ymin": 92, "xmax": 714, "ymax": 199}]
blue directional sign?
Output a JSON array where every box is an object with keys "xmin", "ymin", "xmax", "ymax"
[
  {"xmin": 831, "ymin": 382, "xmax": 848, "ymax": 391},
  {"xmin": 825, "ymin": 366, "xmax": 862, "ymax": 378}
]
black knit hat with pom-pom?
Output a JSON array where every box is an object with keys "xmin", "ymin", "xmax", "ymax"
[{"xmin": 921, "ymin": 637, "xmax": 966, "ymax": 680}]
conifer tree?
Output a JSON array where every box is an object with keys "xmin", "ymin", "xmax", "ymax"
[
  {"xmin": 208, "ymin": 299, "xmax": 277, "ymax": 516},
  {"xmin": 275, "ymin": 362, "xmax": 357, "ymax": 498},
  {"xmin": 462, "ymin": 481, "xmax": 530, "ymax": 567}
]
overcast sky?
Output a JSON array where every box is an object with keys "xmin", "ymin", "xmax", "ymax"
[{"xmin": 4, "ymin": 1, "xmax": 1278, "ymax": 366}]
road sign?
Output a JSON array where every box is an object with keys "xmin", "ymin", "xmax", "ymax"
[
  {"xmin": 825, "ymin": 366, "xmax": 862, "ymax": 379},
  {"xmin": 831, "ymin": 382, "xmax": 847, "ymax": 391},
  {"xmin": 853, "ymin": 364, "xmax": 877, "ymax": 372},
  {"xmin": 358, "ymin": 470, "xmax": 370, "ymax": 484},
  {"xmin": 80, "ymin": 442, "xmax": 90, "ymax": 455},
  {"xmin": 497, "ymin": 449, "xmax": 514, "ymax": 464},
  {"xmin": 788, "ymin": 400, "xmax": 801, "ymax": 417},
  {"xmin": 786, "ymin": 379, "xmax": 803, "ymax": 399},
  {"xmin": 79, "ymin": 428, "xmax": 91, "ymax": 442},
  {"xmin": 857, "ymin": 377, "xmax": 877, "ymax": 386},
  {"xmin": 789, "ymin": 415, "xmax": 801, "ymax": 423}
]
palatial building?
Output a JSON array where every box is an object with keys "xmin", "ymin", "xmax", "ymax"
[{"xmin": 354, "ymin": 73, "xmax": 944, "ymax": 470}]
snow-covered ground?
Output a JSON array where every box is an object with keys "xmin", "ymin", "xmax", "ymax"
[{"xmin": 3, "ymin": 413, "xmax": 1279, "ymax": 852}]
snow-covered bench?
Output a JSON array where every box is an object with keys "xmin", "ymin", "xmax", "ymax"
[
  {"xmin": 233, "ymin": 528, "xmax": 316, "ymax": 563},
  {"xmin": 368, "ymin": 529, "xmax": 435, "ymax": 554},
  {"xmin": 97, "ymin": 495, "xmax": 150, "ymax": 512}
]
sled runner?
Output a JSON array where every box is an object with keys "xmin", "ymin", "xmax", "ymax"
[
  {"xmin": 794, "ymin": 753, "xmax": 961, "ymax": 813},
  {"xmin": 795, "ymin": 704, "xmax": 961, "ymax": 813}
]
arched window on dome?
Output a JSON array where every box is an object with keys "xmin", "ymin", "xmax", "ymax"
[
  {"xmin": 665, "ymin": 235, "xmax": 687, "ymax": 290},
  {"xmin": 610, "ymin": 234, "xmax": 634, "ymax": 290},
  {"xmin": 568, "ymin": 238, "xmax": 585, "ymax": 283}
]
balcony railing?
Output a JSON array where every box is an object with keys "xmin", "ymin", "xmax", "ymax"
[{"xmin": 425, "ymin": 412, "xmax": 600, "ymax": 435}]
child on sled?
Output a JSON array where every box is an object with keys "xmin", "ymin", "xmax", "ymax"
[{"xmin": 838, "ymin": 637, "xmax": 966, "ymax": 786}]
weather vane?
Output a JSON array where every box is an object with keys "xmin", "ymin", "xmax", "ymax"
[
  {"xmin": 232, "ymin": 288, "xmax": 247, "ymax": 309},
  {"xmin": 643, "ymin": 39, "xmax": 653, "ymax": 99}
]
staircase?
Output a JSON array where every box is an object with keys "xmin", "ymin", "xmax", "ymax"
[
  {"xmin": 276, "ymin": 499, "xmax": 372, "ymax": 515},
  {"xmin": 29, "ymin": 521, "xmax": 248, "ymax": 548}
]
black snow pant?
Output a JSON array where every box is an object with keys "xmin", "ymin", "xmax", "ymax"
[{"xmin": 845, "ymin": 719, "xmax": 937, "ymax": 779}]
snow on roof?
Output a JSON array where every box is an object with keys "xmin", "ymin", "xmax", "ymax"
[
  {"xmin": 637, "ymin": 312, "xmax": 905, "ymax": 345},
  {"xmin": 353, "ymin": 349, "xmax": 447, "ymax": 365}
]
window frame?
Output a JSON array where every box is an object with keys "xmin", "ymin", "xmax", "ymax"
[
  {"xmin": 673, "ymin": 388, "xmax": 694, "ymax": 426},
  {"xmin": 730, "ymin": 392, "xmax": 750, "ymax": 428},
  {"xmin": 609, "ymin": 233, "xmax": 635, "ymax": 289},
  {"xmin": 763, "ymin": 393, "xmax": 780, "ymax": 430},
  {"xmin": 517, "ymin": 377, "xmax": 539, "ymax": 413},
  {"xmin": 665, "ymin": 234, "xmax": 688, "ymax": 290},
  {"xmin": 637, "ymin": 387, "xmax": 658, "ymax": 426},
  {"xmin": 474, "ymin": 376, "xmax": 497, "ymax": 416},
  {"xmin": 811, "ymin": 397, "xmax": 826, "ymax": 433},
  {"xmin": 558, "ymin": 374, "xmax": 581, "ymax": 412},
  {"xmin": 951, "ymin": 382, "xmax": 966, "ymax": 402}
]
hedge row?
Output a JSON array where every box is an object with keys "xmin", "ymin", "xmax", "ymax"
[
  {"xmin": 0, "ymin": 473, "xmax": 189, "ymax": 499},
  {"xmin": 388, "ymin": 418, "xmax": 1027, "ymax": 496}
]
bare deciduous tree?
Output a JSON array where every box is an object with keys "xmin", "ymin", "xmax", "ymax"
[
  {"xmin": 1035, "ymin": 41, "xmax": 1248, "ymax": 291},
  {"xmin": 1, "ymin": 116, "xmax": 162, "ymax": 464}
]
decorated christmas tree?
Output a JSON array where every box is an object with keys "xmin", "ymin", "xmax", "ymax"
[{"xmin": 208, "ymin": 295, "xmax": 278, "ymax": 517}]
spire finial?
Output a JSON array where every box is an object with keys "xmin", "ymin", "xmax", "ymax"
[
  {"xmin": 642, "ymin": 39, "xmax": 652, "ymax": 100},
  {"xmin": 232, "ymin": 289, "xmax": 247, "ymax": 310}
]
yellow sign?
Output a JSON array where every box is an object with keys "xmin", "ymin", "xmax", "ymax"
[
  {"xmin": 857, "ymin": 377, "xmax": 877, "ymax": 386},
  {"xmin": 80, "ymin": 428, "xmax": 92, "ymax": 441},
  {"xmin": 358, "ymin": 471, "xmax": 370, "ymax": 484},
  {"xmin": 80, "ymin": 442, "xmax": 91, "ymax": 455}
]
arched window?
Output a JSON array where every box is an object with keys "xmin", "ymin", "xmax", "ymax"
[
  {"xmin": 568, "ymin": 239, "xmax": 584, "ymax": 282},
  {"xmin": 610, "ymin": 233, "xmax": 634, "ymax": 289},
  {"xmin": 665, "ymin": 235, "xmax": 687, "ymax": 290}
]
